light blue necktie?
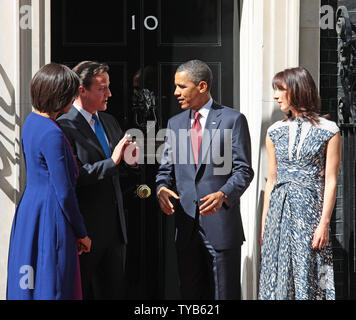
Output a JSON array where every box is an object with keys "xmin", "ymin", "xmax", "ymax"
[{"xmin": 92, "ymin": 114, "xmax": 111, "ymax": 158}]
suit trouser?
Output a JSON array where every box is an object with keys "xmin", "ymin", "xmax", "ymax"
[
  {"xmin": 176, "ymin": 224, "xmax": 241, "ymax": 300},
  {"xmin": 79, "ymin": 224, "xmax": 126, "ymax": 300}
]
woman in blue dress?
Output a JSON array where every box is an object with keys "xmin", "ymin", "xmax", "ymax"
[
  {"xmin": 259, "ymin": 67, "xmax": 342, "ymax": 300},
  {"xmin": 7, "ymin": 63, "xmax": 91, "ymax": 300}
]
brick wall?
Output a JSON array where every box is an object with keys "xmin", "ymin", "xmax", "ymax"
[
  {"xmin": 320, "ymin": 0, "xmax": 356, "ymax": 299},
  {"xmin": 320, "ymin": 0, "xmax": 338, "ymax": 121}
]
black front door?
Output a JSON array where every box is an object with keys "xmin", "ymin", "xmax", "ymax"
[{"xmin": 51, "ymin": 0, "xmax": 237, "ymax": 299}]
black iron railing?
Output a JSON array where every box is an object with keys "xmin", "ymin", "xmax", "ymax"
[{"xmin": 336, "ymin": 5, "xmax": 356, "ymax": 299}]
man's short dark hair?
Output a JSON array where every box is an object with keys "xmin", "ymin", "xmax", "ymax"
[
  {"xmin": 176, "ymin": 60, "xmax": 213, "ymax": 91},
  {"xmin": 72, "ymin": 61, "xmax": 110, "ymax": 89},
  {"xmin": 30, "ymin": 62, "xmax": 80, "ymax": 113}
]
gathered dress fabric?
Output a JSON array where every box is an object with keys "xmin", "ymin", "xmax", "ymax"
[
  {"xmin": 258, "ymin": 117, "xmax": 339, "ymax": 300},
  {"xmin": 7, "ymin": 112, "xmax": 87, "ymax": 300}
]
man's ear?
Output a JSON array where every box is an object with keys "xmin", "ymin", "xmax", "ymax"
[
  {"xmin": 78, "ymin": 85, "xmax": 86, "ymax": 95},
  {"xmin": 198, "ymin": 81, "xmax": 208, "ymax": 93}
]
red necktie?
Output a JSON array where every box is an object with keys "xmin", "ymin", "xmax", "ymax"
[{"xmin": 191, "ymin": 111, "xmax": 202, "ymax": 165}]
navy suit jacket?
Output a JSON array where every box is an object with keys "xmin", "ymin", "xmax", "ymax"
[
  {"xmin": 156, "ymin": 102, "xmax": 254, "ymax": 250},
  {"xmin": 58, "ymin": 106, "xmax": 128, "ymax": 249}
]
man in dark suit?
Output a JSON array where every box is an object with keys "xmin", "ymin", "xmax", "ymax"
[
  {"xmin": 58, "ymin": 61, "xmax": 137, "ymax": 299},
  {"xmin": 156, "ymin": 60, "xmax": 254, "ymax": 300}
]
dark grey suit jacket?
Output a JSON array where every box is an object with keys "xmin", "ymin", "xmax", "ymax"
[
  {"xmin": 156, "ymin": 102, "xmax": 254, "ymax": 250},
  {"xmin": 58, "ymin": 106, "xmax": 127, "ymax": 249}
]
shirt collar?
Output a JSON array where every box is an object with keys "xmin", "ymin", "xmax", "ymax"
[
  {"xmin": 73, "ymin": 103, "xmax": 97, "ymax": 124},
  {"xmin": 191, "ymin": 97, "xmax": 213, "ymax": 119}
]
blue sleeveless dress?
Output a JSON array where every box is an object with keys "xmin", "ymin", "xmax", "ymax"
[
  {"xmin": 7, "ymin": 112, "xmax": 87, "ymax": 300},
  {"xmin": 258, "ymin": 117, "xmax": 339, "ymax": 300}
]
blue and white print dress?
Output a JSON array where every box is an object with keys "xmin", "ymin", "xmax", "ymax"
[{"xmin": 258, "ymin": 116, "xmax": 339, "ymax": 300}]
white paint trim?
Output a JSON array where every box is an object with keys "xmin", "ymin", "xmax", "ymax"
[
  {"xmin": 239, "ymin": 0, "xmax": 300, "ymax": 300},
  {"xmin": 0, "ymin": 0, "xmax": 50, "ymax": 299}
]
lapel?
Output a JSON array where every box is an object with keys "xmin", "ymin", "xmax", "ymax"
[
  {"xmin": 196, "ymin": 102, "xmax": 222, "ymax": 173},
  {"xmin": 69, "ymin": 107, "xmax": 108, "ymax": 159}
]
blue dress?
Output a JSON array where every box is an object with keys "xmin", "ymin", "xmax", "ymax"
[
  {"xmin": 7, "ymin": 112, "xmax": 87, "ymax": 300},
  {"xmin": 258, "ymin": 117, "xmax": 339, "ymax": 300}
]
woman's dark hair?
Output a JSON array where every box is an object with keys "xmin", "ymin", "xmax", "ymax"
[
  {"xmin": 72, "ymin": 61, "xmax": 109, "ymax": 89},
  {"xmin": 272, "ymin": 67, "xmax": 321, "ymax": 124},
  {"xmin": 31, "ymin": 62, "xmax": 80, "ymax": 113}
]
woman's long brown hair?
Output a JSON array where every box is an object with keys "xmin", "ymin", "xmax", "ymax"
[{"xmin": 272, "ymin": 67, "xmax": 321, "ymax": 124}]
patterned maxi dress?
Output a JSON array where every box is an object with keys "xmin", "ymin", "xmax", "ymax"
[{"xmin": 258, "ymin": 116, "xmax": 339, "ymax": 300}]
